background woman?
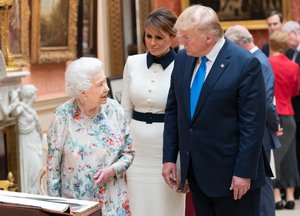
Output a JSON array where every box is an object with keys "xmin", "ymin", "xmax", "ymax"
[
  {"xmin": 269, "ymin": 30, "xmax": 300, "ymax": 210},
  {"xmin": 121, "ymin": 8, "xmax": 185, "ymax": 216},
  {"xmin": 47, "ymin": 57, "xmax": 135, "ymax": 215}
]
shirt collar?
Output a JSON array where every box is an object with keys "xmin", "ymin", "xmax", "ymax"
[
  {"xmin": 146, "ymin": 49, "xmax": 176, "ymax": 70},
  {"xmin": 249, "ymin": 46, "xmax": 259, "ymax": 53},
  {"xmin": 205, "ymin": 37, "xmax": 226, "ymax": 62}
]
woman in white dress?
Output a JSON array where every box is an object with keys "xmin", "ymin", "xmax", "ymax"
[{"xmin": 121, "ymin": 8, "xmax": 185, "ymax": 216}]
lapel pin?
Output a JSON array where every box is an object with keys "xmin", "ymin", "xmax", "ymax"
[{"xmin": 220, "ymin": 64, "xmax": 224, "ymax": 68}]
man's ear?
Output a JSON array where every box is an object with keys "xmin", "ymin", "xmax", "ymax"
[
  {"xmin": 206, "ymin": 31, "xmax": 218, "ymax": 45},
  {"xmin": 206, "ymin": 31, "xmax": 213, "ymax": 43}
]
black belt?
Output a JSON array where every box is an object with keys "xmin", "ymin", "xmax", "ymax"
[{"xmin": 132, "ymin": 111, "xmax": 165, "ymax": 124}]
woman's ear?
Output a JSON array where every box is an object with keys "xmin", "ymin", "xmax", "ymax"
[{"xmin": 82, "ymin": 91, "xmax": 88, "ymax": 100}]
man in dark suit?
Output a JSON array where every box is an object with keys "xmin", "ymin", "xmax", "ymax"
[
  {"xmin": 261, "ymin": 10, "xmax": 283, "ymax": 57},
  {"xmin": 282, "ymin": 20, "xmax": 300, "ymax": 199},
  {"xmin": 225, "ymin": 25, "xmax": 282, "ymax": 215},
  {"xmin": 162, "ymin": 5, "xmax": 271, "ymax": 216}
]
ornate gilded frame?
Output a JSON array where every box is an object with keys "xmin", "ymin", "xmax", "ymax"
[
  {"xmin": 107, "ymin": 0, "xmax": 125, "ymax": 77},
  {"xmin": 9, "ymin": 0, "xmax": 30, "ymax": 67},
  {"xmin": 181, "ymin": 0, "xmax": 290, "ymax": 30},
  {"xmin": 135, "ymin": 0, "xmax": 151, "ymax": 53},
  {"xmin": 31, "ymin": 0, "xmax": 78, "ymax": 64}
]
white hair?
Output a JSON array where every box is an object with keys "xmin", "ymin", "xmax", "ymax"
[
  {"xmin": 174, "ymin": 5, "xmax": 223, "ymax": 38},
  {"xmin": 282, "ymin": 21, "xmax": 300, "ymax": 33},
  {"xmin": 225, "ymin": 25, "xmax": 253, "ymax": 45},
  {"xmin": 65, "ymin": 57, "xmax": 103, "ymax": 98}
]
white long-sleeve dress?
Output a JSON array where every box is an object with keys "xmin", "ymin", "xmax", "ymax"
[{"xmin": 121, "ymin": 52, "xmax": 185, "ymax": 216}]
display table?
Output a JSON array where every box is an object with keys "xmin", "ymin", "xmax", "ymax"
[{"xmin": 0, "ymin": 190, "xmax": 101, "ymax": 216}]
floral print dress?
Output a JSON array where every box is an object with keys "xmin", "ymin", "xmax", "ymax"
[{"xmin": 47, "ymin": 98, "xmax": 135, "ymax": 216}]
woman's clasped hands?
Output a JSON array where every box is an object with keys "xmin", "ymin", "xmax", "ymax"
[{"xmin": 94, "ymin": 167, "xmax": 116, "ymax": 184}]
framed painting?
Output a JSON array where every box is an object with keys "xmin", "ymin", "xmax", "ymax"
[
  {"xmin": 77, "ymin": 0, "xmax": 97, "ymax": 57},
  {"xmin": 82, "ymin": 0, "xmax": 97, "ymax": 57},
  {"xmin": 107, "ymin": 76, "xmax": 123, "ymax": 104},
  {"xmin": 181, "ymin": 0, "xmax": 290, "ymax": 30},
  {"xmin": 31, "ymin": 0, "xmax": 78, "ymax": 63},
  {"xmin": 7, "ymin": 0, "xmax": 30, "ymax": 66}
]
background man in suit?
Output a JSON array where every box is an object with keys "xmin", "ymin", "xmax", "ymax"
[
  {"xmin": 225, "ymin": 25, "xmax": 282, "ymax": 216},
  {"xmin": 262, "ymin": 10, "xmax": 283, "ymax": 57},
  {"xmin": 282, "ymin": 20, "xmax": 300, "ymax": 199},
  {"xmin": 162, "ymin": 5, "xmax": 271, "ymax": 216}
]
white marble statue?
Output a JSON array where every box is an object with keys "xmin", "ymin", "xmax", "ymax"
[
  {"xmin": 0, "ymin": 87, "xmax": 19, "ymax": 121},
  {"xmin": 11, "ymin": 84, "xmax": 43, "ymax": 194}
]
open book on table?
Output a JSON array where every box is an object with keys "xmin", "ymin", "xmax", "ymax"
[{"xmin": 0, "ymin": 190, "xmax": 101, "ymax": 215}]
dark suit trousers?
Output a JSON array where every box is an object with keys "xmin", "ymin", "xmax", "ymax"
[
  {"xmin": 260, "ymin": 150, "xmax": 275, "ymax": 216},
  {"xmin": 187, "ymin": 164, "xmax": 261, "ymax": 216}
]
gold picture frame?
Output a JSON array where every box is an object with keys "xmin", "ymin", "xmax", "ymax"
[
  {"xmin": 8, "ymin": 0, "xmax": 30, "ymax": 67},
  {"xmin": 31, "ymin": 0, "xmax": 78, "ymax": 64},
  {"xmin": 181, "ymin": 0, "xmax": 290, "ymax": 30},
  {"xmin": 81, "ymin": 0, "xmax": 97, "ymax": 57}
]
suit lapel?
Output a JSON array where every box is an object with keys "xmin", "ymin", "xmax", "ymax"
[
  {"xmin": 191, "ymin": 41, "xmax": 231, "ymax": 123},
  {"xmin": 296, "ymin": 52, "xmax": 300, "ymax": 65},
  {"xmin": 183, "ymin": 56, "xmax": 198, "ymax": 123}
]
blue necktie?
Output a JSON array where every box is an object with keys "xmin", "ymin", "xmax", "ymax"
[{"xmin": 190, "ymin": 56, "xmax": 208, "ymax": 118}]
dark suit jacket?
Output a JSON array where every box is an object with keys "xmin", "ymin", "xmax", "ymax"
[
  {"xmin": 253, "ymin": 49, "xmax": 281, "ymax": 151},
  {"xmin": 261, "ymin": 43, "xmax": 270, "ymax": 57},
  {"xmin": 163, "ymin": 39, "xmax": 271, "ymax": 197},
  {"xmin": 286, "ymin": 48, "xmax": 300, "ymax": 122},
  {"xmin": 262, "ymin": 43, "xmax": 294, "ymax": 59},
  {"xmin": 283, "ymin": 48, "xmax": 300, "ymax": 64}
]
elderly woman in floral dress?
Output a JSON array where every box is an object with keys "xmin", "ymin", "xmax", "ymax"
[{"xmin": 47, "ymin": 57, "xmax": 135, "ymax": 216}]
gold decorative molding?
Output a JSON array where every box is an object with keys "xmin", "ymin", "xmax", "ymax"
[
  {"xmin": 181, "ymin": 0, "xmax": 289, "ymax": 30},
  {"xmin": 0, "ymin": 118, "xmax": 20, "ymax": 191},
  {"xmin": 0, "ymin": 0, "xmax": 30, "ymax": 69},
  {"xmin": 108, "ymin": 0, "xmax": 124, "ymax": 77},
  {"xmin": 0, "ymin": 172, "xmax": 16, "ymax": 191},
  {"xmin": 10, "ymin": 0, "xmax": 30, "ymax": 67},
  {"xmin": 0, "ymin": 180, "xmax": 10, "ymax": 190},
  {"xmin": 0, "ymin": 0, "xmax": 17, "ymax": 71},
  {"xmin": 136, "ymin": 0, "xmax": 151, "ymax": 53},
  {"xmin": 31, "ymin": 0, "xmax": 78, "ymax": 64}
]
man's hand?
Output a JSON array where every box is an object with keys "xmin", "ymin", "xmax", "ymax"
[
  {"xmin": 162, "ymin": 162, "xmax": 177, "ymax": 189},
  {"xmin": 276, "ymin": 127, "xmax": 283, "ymax": 137},
  {"xmin": 230, "ymin": 176, "xmax": 250, "ymax": 200},
  {"xmin": 176, "ymin": 181, "xmax": 190, "ymax": 193},
  {"xmin": 94, "ymin": 167, "xmax": 115, "ymax": 185}
]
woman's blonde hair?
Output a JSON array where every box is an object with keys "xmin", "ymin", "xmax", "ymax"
[{"xmin": 269, "ymin": 30, "xmax": 289, "ymax": 53}]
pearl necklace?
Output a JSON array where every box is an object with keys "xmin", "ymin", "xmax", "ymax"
[{"xmin": 76, "ymin": 99, "xmax": 100, "ymax": 119}]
